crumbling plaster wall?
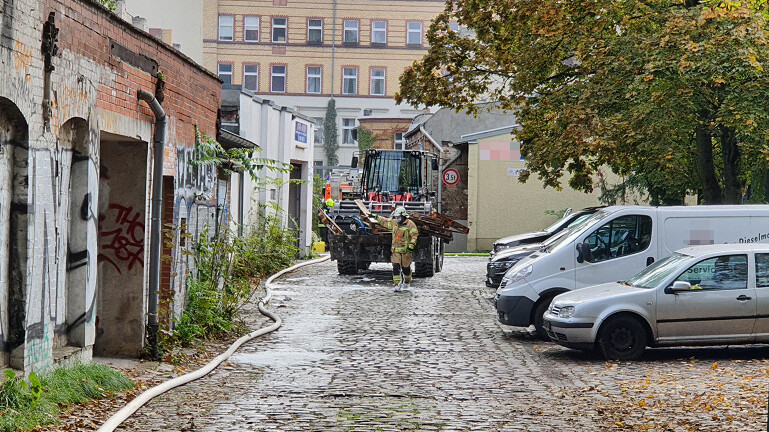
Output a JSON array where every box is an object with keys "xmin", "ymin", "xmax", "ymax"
[{"xmin": 1, "ymin": 0, "xmax": 221, "ymax": 372}]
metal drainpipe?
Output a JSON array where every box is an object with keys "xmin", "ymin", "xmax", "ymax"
[
  {"xmin": 137, "ymin": 88, "xmax": 167, "ymax": 361},
  {"xmin": 331, "ymin": 0, "xmax": 337, "ymax": 96}
]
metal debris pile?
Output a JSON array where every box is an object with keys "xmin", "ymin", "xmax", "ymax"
[{"xmin": 319, "ymin": 199, "xmax": 469, "ymax": 241}]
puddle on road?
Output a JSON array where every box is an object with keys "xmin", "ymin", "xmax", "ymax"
[
  {"xmin": 231, "ymin": 349, "xmax": 329, "ymax": 367},
  {"xmin": 282, "ymin": 276, "xmax": 311, "ymax": 282}
]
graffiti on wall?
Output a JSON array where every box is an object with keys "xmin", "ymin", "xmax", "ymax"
[
  {"xmin": 98, "ymin": 204, "xmax": 145, "ymax": 274},
  {"xmin": 25, "ymin": 147, "xmax": 74, "ymax": 364},
  {"xmin": 170, "ymin": 144, "xmax": 218, "ymax": 318}
]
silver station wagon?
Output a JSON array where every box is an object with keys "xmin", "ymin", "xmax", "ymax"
[{"xmin": 543, "ymin": 244, "xmax": 769, "ymax": 360}]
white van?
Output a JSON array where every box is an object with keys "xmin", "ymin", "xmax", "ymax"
[{"xmin": 494, "ymin": 205, "xmax": 769, "ymax": 338}]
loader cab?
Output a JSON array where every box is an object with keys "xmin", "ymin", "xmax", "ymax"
[{"xmin": 357, "ymin": 149, "xmax": 438, "ymax": 204}]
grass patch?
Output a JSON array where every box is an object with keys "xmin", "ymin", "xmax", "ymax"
[{"xmin": 0, "ymin": 363, "xmax": 133, "ymax": 432}]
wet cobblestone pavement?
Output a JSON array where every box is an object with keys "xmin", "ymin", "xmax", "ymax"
[{"xmin": 119, "ymin": 257, "xmax": 769, "ymax": 431}]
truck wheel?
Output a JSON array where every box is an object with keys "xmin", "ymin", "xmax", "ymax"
[
  {"xmin": 415, "ymin": 262, "xmax": 435, "ymax": 278},
  {"xmin": 337, "ymin": 260, "xmax": 358, "ymax": 275},
  {"xmin": 532, "ymin": 298, "xmax": 554, "ymax": 341},
  {"xmin": 597, "ymin": 315, "xmax": 647, "ymax": 360},
  {"xmin": 434, "ymin": 240, "xmax": 444, "ymax": 273}
]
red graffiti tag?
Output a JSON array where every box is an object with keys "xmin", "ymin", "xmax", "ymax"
[{"xmin": 98, "ymin": 203, "xmax": 144, "ymax": 274}]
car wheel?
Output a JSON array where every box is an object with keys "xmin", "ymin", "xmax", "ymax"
[
  {"xmin": 532, "ymin": 298, "xmax": 553, "ymax": 341},
  {"xmin": 598, "ymin": 315, "xmax": 647, "ymax": 360}
]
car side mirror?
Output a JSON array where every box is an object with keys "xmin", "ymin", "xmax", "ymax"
[
  {"xmin": 576, "ymin": 243, "xmax": 584, "ymax": 263},
  {"xmin": 351, "ymin": 156, "xmax": 358, "ymax": 168},
  {"xmin": 431, "ymin": 158, "xmax": 439, "ymax": 171},
  {"xmin": 576, "ymin": 241, "xmax": 593, "ymax": 263},
  {"xmin": 670, "ymin": 281, "xmax": 692, "ymax": 292}
]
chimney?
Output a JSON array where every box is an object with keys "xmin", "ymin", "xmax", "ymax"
[
  {"xmin": 132, "ymin": 16, "xmax": 147, "ymax": 32},
  {"xmin": 115, "ymin": 0, "xmax": 128, "ymax": 20}
]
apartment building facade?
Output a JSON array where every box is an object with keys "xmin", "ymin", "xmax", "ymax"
[{"xmin": 203, "ymin": 0, "xmax": 445, "ymax": 167}]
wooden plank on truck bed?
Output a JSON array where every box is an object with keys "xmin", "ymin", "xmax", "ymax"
[{"xmin": 354, "ymin": 199, "xmax": 371, "ymax": 217}]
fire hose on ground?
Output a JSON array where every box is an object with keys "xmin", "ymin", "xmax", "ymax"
[{"xmin": 95, "ymin": 255, "xmax": 330, "ymax": 432}]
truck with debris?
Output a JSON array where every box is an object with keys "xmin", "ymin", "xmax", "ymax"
[{"xmin": 318, "ymin": 149, "xmax": 468, "ymax": 277}]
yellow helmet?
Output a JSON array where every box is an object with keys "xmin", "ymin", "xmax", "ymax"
[{"xmin": 392, "ymin": 206, "xmax": 409, "ymax": 218}]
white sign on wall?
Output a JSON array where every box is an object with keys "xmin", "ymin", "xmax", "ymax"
[{"xmin": 443, "ymin": 168, "xmax": 460, "ymax": 185}]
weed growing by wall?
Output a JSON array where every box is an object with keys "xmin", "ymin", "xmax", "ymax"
[
  {"xmin": 166, "ymin": 214, "xmax": 299, "ymax": 349},
  {"xmin": 0, "ymin": 364, "xmax": 133, "ymax": 431}
]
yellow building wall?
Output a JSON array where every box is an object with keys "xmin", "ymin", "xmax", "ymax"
[
  {"xmin": 467, "ymin": 134, "xmax": 610, "ymax": 252},
  {"xmin": 203, "ymin": 0, "xmax": 445, "ymax": 96}
]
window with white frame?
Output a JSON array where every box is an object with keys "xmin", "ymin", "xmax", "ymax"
[
  {"xmin": 271, "ymin": 65, "xmax": 286, "ymax": 92},
  {"xmin": 272, "ymin": 17, "xmax": 287, "ymax": 43},
  {"xmin": 407, "ymin": 21, "xmax": 422, "ymax": 45},
  {"xmin": 342, "ymin": 118, "xmax": 356, "ymax": 145},
  {"xmin": 244, "ymin": 16, "xmax": 260, "ymax": 41},
  {"xmin": 218, "ymin": 63, "xmax": 232, "ymax": 84},
  {"xmin": 307, "ymin": 66, "xmax": 322, "ymax": 93},
  {"xmin": 342, "ymin": 67, "xmax": 357, "ymax": 95},
  {"xmin": 218, "ymin": 15, "xmax": 234, "ymax": 41},
  {"xmin": 243, "ymin": 64, "xmax": 258, "ymax": 91},
  {"xmin": 343, "ymin": 20, "xmax": 359, "ymax": 43},
  {"xmin": 370, "ymin": 68, "xmax": 385, "ymax": 95},
  {"xmin": 313, "ymin": 117, "xmax": 324, "ymax": 145},
  {"xmin": 372, "ymin": 20, "xmax": 387, "ymax": 44},
  {"xmin": 308, "ymin": 19, "xmax": 323, "ymax": 43},
  {"xmin": 394, "ymin": 132, "xmax": 406, "ymax": 150}
]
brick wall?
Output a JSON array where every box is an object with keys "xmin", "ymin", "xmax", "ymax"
[
  {"xmin": 357, "ymin": 117, "xmax": 412, "ymax": 150},
  {"xmin": 0, "ymin": 0, "xmax": 222, "ymax": 371}
]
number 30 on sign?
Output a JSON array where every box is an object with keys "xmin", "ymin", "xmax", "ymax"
[{"xmin": 443, "ymin": 168, "xmax": 459, "ymax": 186}]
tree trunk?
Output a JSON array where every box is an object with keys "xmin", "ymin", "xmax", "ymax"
[
  {"xmin": 695, "ymin": 123, "xmax": 722, "ymax": 204},
  {"xmin": 720, "ymin": 126, "xmax": 742, "ymax": 204},
  {"xmin": 765, "ymin": 169, "xmax": 769, "ymax": 203}
]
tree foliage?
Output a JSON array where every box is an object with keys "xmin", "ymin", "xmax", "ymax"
[
  {"xmin": 357, "ymin": 126, "xmax": 376, "ymax": 154},
  {"xmin": 397, "ymin": 0, "xmax": 769, "ymax": 204},
  {"xmin": 95, "ymin": 0, "xmax": 117, "ymax": 11},
  {"xmin": 323, "ymin": 99, "xmax": 339, "ymax": 166}
]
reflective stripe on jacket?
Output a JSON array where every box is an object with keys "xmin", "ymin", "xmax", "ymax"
[{"xmin": 376, "ymin": 215, "xmax": 419, "ymax": 253}]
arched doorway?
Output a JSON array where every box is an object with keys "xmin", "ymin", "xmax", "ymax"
[{"xmin": 0, "ymin": 97, "xmax": 29, "ymax": 368}]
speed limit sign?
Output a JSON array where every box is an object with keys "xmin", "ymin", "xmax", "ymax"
[{"xmin": 443, "ymin": 168, "xmax": 459, "ymax": 186}]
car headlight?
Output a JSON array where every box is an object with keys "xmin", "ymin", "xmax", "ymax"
[
  {"xmin": 558, "ymin": 306, "xmax": 575, "ymax": 319},
  {"xmin": 505, "ymin": 264, "xmax": 533, "ymax": 284},
  {"xmin": 492, "ymin": 259, "xmax": 518, "ymax": 269}
]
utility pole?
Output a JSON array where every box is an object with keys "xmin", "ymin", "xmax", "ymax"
[{"xmin": 331, "ymin": 0, "xmax": 337, "ymax": 96}]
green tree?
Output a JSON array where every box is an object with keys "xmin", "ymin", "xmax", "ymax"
[
  {"xmin": 323, "ymin": 99, "xmax": 339, "ymax": 166},
  {"xmin": 357, "ymin": 126, "xmax": 376, "ymax": 154},
  {"xmin": 396, "ymin": 0, "xmax": 769, "ymax": 204},
  {"xmin": 96, "ymin": 0, "xmax": 117, "ymax": 10}
]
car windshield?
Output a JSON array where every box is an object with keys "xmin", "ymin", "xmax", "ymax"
[
  {"xmin": 626, "ymin": 253, "xmax": 692, "ymax": 289},
  {"xmin": 543, "ymin": 210, "xmax": 609, "ymax": 252},
  {"xmin": 544, "ymin": 213, "xmax": 574, "ymax": 234}
]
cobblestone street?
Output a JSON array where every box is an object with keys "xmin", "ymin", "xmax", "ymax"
[{"xmin": 119, "ymin": 257, "xmax": 769, "ymax": 431}]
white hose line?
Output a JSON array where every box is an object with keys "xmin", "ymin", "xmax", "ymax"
[{"xmin": 96, "ymin": 255, "xmax": 330, "ymax": 432}]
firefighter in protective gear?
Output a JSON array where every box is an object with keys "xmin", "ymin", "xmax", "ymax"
[{"xmin": 375, "ymin": 206, "xmax": 419, "ymax": 292}]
